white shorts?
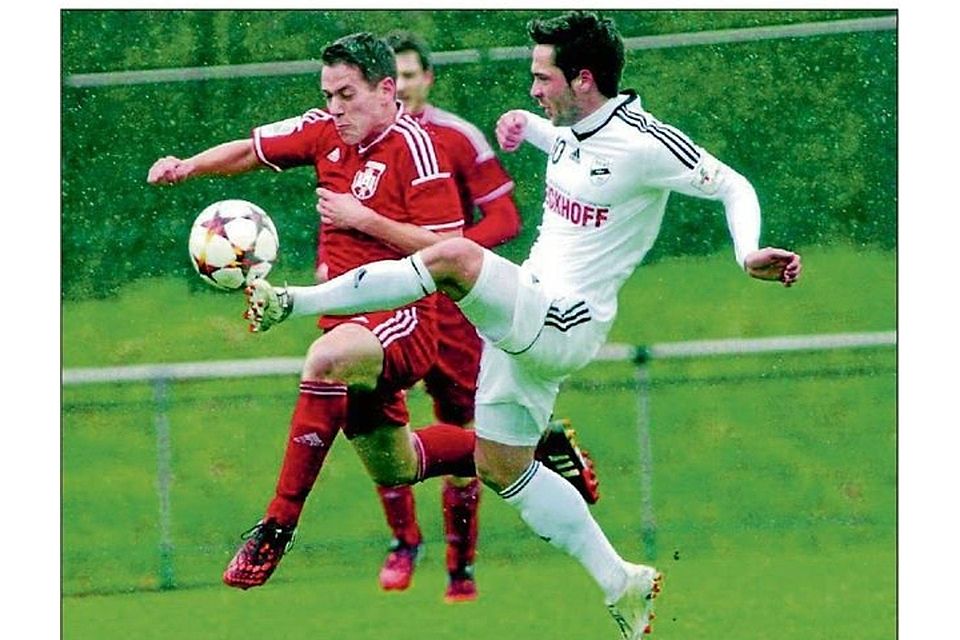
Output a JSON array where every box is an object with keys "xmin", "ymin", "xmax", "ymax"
[{"xmin": 456, "ymin": 250, "xmax": 608, "ymax": 446}]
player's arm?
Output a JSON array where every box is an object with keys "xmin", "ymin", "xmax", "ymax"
[
  {"xmin": 464, "ymin": 192, "xmax": 521, "ymax": 248},
  {"xmin": 646, "ymin": 146, "xmax": 802, "ymax": 287},
  {"xmin": 316, "ymin": 187, "xmax": 462, "ymax": 253},
  {"xmin": 704, "ymin": 162, "xmax": 801, "ymax": 286},
  {"xmin": 496, "ymin": 110, "xmax": 558, "ymax": 153},
  {"xmin": 147, "ymin": 139, "xmax": 260, "ymax": 185}
]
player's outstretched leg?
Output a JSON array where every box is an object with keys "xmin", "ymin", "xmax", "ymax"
[
  {"xmin": 606, "ymin": 563, "xmax": 663, "ymax": 639},
  {"xmin": 492, "ymin": 446, "xmax": 661, "ymax": 638},
  {"xmin": 376, "ymin": 484, "xmax": 423, "ymax": 591},
  {"xmin": 534, "ymin": 418, "xmax": 601, "ymax": 504},
  {"xmin": 442, "ymin": 477, "xmax": 481, "ymax": 603}
]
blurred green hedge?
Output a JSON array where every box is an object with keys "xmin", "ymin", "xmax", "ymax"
[{"xmin": 61, "ymin": 9, "xmax": 896, "ymax": 299}]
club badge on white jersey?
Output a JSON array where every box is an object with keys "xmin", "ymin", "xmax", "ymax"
[{"xmin": 589, "ymin": 156, "xmax": 612, "ymax": 185}]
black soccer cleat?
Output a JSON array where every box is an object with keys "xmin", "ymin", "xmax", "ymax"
[
  {"xmin": 223, "ymin": 519, "xmax": 296, "ymax": 589},
  {"xmin": 535, "ymin": 418, "xmax": 601, "ymax": 504}
]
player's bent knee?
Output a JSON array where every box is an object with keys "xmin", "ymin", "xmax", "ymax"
[
  {"xmin": 475, "ymin": 439, "xmax": 537, "ymax": 493},
  {"xmin": 302, "ymin": 325, "xmax": 384, "ymax": 385},
  {"xmin": 423, "ymin": 238, "xmax": 482, "ymax": 280},
  {"xmin": 420, "ymin": 238, "xmax": 484, "ymax": 299}
]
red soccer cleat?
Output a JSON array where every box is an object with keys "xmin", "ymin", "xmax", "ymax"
[
  {"xmin": 535, "ymin": 418, "xmax": 601, "ymax": 504},
  {"xmin": 444, "ymin": 567, "xmax": 478, "ymax": 603},
  {"xmin": 222, "ymin": 520, "xmax": 295, "ymax": 590},
  {"xmin": 378, "ymin": 539, "xmax": 421, "ymax": 591}
]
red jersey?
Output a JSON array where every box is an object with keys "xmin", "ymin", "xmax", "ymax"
[
  {"xmin": 252, "ymin": 105, "xmax": 463, "ymax": 278},
  {"xmin": 412, "ymin": 105, "xmax": 515, "ymax": 238}
]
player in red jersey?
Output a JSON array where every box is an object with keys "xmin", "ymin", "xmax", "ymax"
[
  {"xmin": 148, "ymin": 32, "xmax": 480, "ymax": 590},
  {"xmin": 147, "ymin": 31, "xmax": 598, "ymax": 593}
]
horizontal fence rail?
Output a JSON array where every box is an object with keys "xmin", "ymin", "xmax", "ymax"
[
  {"xmin": 61, "ymin": 328, "xmax": 896, "ymax": 592},
  {"xmin": 62, "ymin": 330, "xmax": 896, "ymax": 386},
  {"xmin": 63, "ymin": 15, "xmax": 896, "ymax": 88}
]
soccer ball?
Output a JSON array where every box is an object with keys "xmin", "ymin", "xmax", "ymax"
[{"xmin": 188, "ymin": 199, "xmax": 279, "ymax": 291}]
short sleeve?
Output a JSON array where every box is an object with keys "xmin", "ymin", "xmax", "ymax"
[
  {"xmin": 252, "ymin": 109, "xmax": 333, "ymax": 171},
  {"xmin": 394, "ymin": 117, "xmax": 465, "ymax": 232}
]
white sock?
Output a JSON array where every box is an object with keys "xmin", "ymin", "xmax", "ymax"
[
  {"xmin": 501, "ymin": 461, "xmax": 628, "ymax": 602},
  {"xmin": 289, "ymin": 253, "xmax": 436, "ymax": 317}
]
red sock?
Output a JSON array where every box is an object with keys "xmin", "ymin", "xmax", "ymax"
[
  {"xmin": 443, "ymin": 477, "xmax": 481, "ymax": 574},
  {"xmin": 411, "ymin": 424, "xmax": 476, "ymax": 481},
  {"xmin": 376, "ymin": 485, "xmax": 422, "ymax": 547},
  {"xmin": 265, "ymin": 381, "xmax": 346, "ymax": 527}
]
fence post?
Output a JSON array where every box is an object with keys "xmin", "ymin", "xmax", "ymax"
[
  {"xmin": 633, "ymin": 346, "xmax": 657, "ymax": 562},
  {"xmin": 152, "ymin": 377, "xmax": 176, "ymax": 590}
]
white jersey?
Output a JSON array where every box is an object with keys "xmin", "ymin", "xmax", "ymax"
[{"xmin": 520, "ymin": 91, "xmax": 761, "ymax": 329}]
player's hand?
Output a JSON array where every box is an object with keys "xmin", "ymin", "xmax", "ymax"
[
  {"xmin": 147, "ymin": 156, "xmax": 193, "ymax": 185},
  {"xmin": 244, "ymin": 278, "xmax": 293, "ymax": 333},
  {"xmin": 743, "ymin": 247, "xmax": 803, "ymax": 287},
  {"xmin": 317, "ymin": 187, "xmax": 372, "ymax": 230},
  {"xmin": 496, "ymin": 110, "xmax": 528, "ymax": 152}
]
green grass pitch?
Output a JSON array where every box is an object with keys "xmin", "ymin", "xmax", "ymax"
[{"xmin": 62, "ymin": 246, "xmax": 896, "ymax": 639}]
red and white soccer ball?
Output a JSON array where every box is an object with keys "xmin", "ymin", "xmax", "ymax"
[{"xmin": 188, "ymin": 199, "xmax": 279, "ymax": 291}]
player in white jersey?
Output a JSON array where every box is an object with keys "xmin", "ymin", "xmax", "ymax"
[{"xmin": 244, "ymin": 11, "xmax": 801, "ymax": 639}]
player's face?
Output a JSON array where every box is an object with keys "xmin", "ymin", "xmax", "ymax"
[
  {"xmin": 395, "ymin": 50, "xmax": 433, "ymax": 114},
  {"xmin": 321, "ymin": 63, "xmax": 396, "ymax": 145},
  {"xmin": 529, "ymin": 45, "xmax": 579, "ymax": 126}
]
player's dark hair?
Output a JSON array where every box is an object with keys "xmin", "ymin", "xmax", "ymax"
[
  {"xmin": 322, "ymin": 32, "xmax": 397, "ymax": 86},
  {"xmin": 385, "ymin": 30, "xmax": 432, "ymax": 72},
  {"xmin": 527, "ymin": 11, "xmax": 624, "ymax": 98}
]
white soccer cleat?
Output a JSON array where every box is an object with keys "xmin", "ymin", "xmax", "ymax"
[
  {"xmin": 606, "ymin": 563, "xmax": 662, "ymax": 639},
  {"xmin": 244, "ymin": 279, "xmax": 292, "ymax": 333}
]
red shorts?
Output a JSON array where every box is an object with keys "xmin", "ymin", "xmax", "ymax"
[
  {"xmin": 318, "ymin": 298, "xmax": 439, "ymax": 437},
  {"xmin": 422, "ymin": 296, "xmax": 482, "ymax": 426}
]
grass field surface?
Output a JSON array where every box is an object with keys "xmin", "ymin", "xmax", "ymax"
[{"xmin": 62, "ymin": 246, "xmax": 896, "ymax": 639}]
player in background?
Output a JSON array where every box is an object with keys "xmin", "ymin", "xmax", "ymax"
[
  {"xmin": 336, "ymin": 30, "xmax": 599, "ymax": 602},
  {"xmin": 244, "ymin": 11, "xmax": 802, "ymax": 639},
  {"xmin": 147, "ymin": 30, "xmax": 600, "ymax": 595}
]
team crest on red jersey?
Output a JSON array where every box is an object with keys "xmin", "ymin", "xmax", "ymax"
[{"xmin": 351, "ymin": 160, "xmax": 387, "ymax": 200}]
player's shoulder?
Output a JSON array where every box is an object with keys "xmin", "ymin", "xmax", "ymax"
[
  {"xmin": 606, "ymin": 93, "xmax": 658, "ymax": 140},
  {"xmin": 609, "ymin": 94, "xmax": 691, "ymax": 142},
  {"xmin": 256, "ymin": 107, "xmax": 334, "ymax": 138},
  {"xmin": 388, "ymin": 112, "xmax": 439, "ymax": 154},
  {"xmin": 386, "ymin": 113, "xmax": 448, "ymax": 179},
  {"xmin": 421, "ymin": 105, "xmax": 495, "ymax": 159},
  {"xmin": 605, "ymin": 93, "xmax": 701, "ymax": 167}
]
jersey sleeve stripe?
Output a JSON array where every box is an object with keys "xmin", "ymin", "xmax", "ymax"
[
  {"xmin": 422, "ymin": 219, "xmax": 465, "ymax": 231},
  {"xmin": 616, "ymin": 108, "xmax": 700, "ymax": 169},
  {"xmin": 411, "ymin": 172, "xmax": 452, "ymax": 186},
  {"xmin": 408, "ymin": 120, "xmax": 441, "ymax": 175},
  {"xmin": 252, "ymin": 129, "xmax": 283, "ymax": 172},
  {"xmin": 473, "ymin": 180, "xmax": 515, "ymax": 205},
  {"xmin": 303, "ymin": 108, "xmax": 333, "ymax": 123},
  {"xmin": 396, "ymin": 117, "xmax": 441, "ymax": 178},
  {"xmin": 628, "ymin": 110, "xmax": 700, "ymax": 166},
  {"xmin": 395, "ymin": 126, "xmax": 427, "ymax": 177}
]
